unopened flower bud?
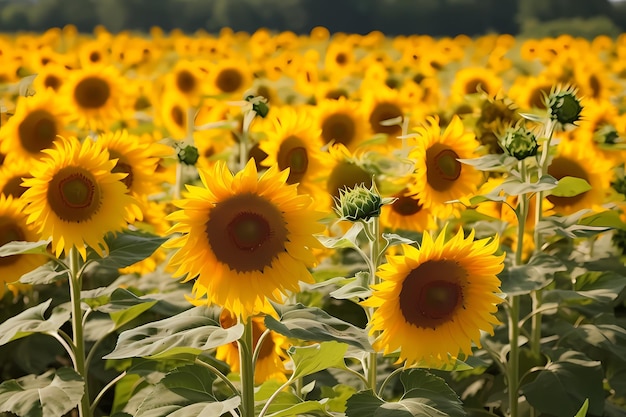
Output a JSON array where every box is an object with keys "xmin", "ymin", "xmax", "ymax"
[
  {"xmin": 548, "ymin": 89, "xmax": 583, "ymax": 126},
  {"xmin": 245, "ymin": 95, "xmax": 270, "ymax": 118},
  {"xmin": 335, "ymin": 183, "xmax": 383, "ymax": 221},
  {"xmin": 500, "ymin": 126, "xmax": 538, "ymax": 160},
  {"xmin": 177, "ymin": 145, "xmax": 199, "ymax": 166}
]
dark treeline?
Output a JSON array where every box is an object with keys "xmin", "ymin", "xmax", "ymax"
[{"xmin": 0, "ymin": 0, "xmax": 625, "ymax": 38}]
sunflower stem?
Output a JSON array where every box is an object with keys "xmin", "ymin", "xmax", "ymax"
[
  {"xmin": 366, "ymin": 216, "xmax": 382, "ymax": 391},
  {"xmin": 507, "ymin": 295, "xmax": 521, "ymax": 417},
  {"xmin": 238, "ymin": 318, "xmax": 256, "ymax": 417},
  {"xmin": 68, "ymin": 246, "xmax": 91, "ymax": 417}
]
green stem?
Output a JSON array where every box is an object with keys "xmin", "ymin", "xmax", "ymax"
[
  {"xmin": 366, "ymin": 217, "xmax": 382, "ymax": 391},
  {"xmin": 530, "ymin": 291, "xmax": 542, "ymax": 355},
  {"xmin": 238, "ymin": 318, "xmax": 255, "ymax": 417},
  {"xmin": 90, "ymin": 372, "xmax": 126, "ymax": 414},
  {"xmin": 68, "ymin": 247, "xmax": 91, "ymax": 417},
  {"xmin": 259, "ymin": 376, "xmax": 294, "ymax": 417},
  {"xmin": 194, "ymin": 358, "xmax": 240, "ymax": 396},
  {"xmin": 507, "ymin": 295, "xmax": 520, "ymax": 417}
]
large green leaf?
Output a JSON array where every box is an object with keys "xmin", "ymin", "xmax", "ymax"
[
  {"xmin": 317, "ymin": 222, "xmax": 364, "ymax": 250},
  {"xmin": 83, "ymin": 287, "xmax": 159, "ymax": 330},
  {"xmin": 345, "ymin": 370, "xmax": 467, "ymax": 417},
  {"xmin": 0, "ymin": 299, "xmax": 70, "ymax": 346},
  {"xmin": 578, "ymin": 209, "xmax": 626, "ymax": 231},
  {"xmin": 265, "ymin": 400, "xmax": 331, "ymax": 417},
  {"xmin": 521, "ymin": 350, "xmax": 604, "ymax": 417},
  {"xmin": 90, "ymin": 230, "xmax": 169, "ymax": 269},
  {"xmin": 329, "ymin": 271, "xmax": 372, "ymax": 300},
  {"xmin": 562, "ymin": 324, "xmax": 626, "ymax": 359},
  {"xmin": 537, "ymin": 211, "xmax": 611, "ymax": 239},
  {"xmin": 0, "ymin": 368, "xmax": 84, "ymax": 417},
  {"xmin": 104, "ymin": 306, "xmax": 243, "ymax": 359},
  {"xmin": 0, "ymin": 239, "xmax": 50, "ymax": 257},
  {"xmin": 500, "ymin": 253, "xmax": 565, "ymax": 295},
  {"xmin": 265, "ymin": 303, "xmax": 372, "ymax": 351},
  {"xmin": 19, "ymin": 262, "xmax": 69, "ymax": 285},
  {"xmin": 548, "ymin": 176, "xmax": 592, "ymax": 198},
  {"xmin": 289, "ymin": 341, "xmax": 349, "ymax": 380},
  {"xmin": 457, "ymin": 154, "xmax": 517, "ymax": 172},
  {"xmin": 135, "ymin": 365, "xmax": 239, "ymax": 417},
  {"xmin": 496, "ymin": 175, "xmax": 557, "ymax": 196}
]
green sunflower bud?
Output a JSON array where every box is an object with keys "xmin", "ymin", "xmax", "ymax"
[
  {"xmin": 335, "ymin": 183, "xmax": 384, "ymax": 222},
  {"xmin": 548, "ymin": 89, "xmax": 583, "ymax": 126},
  {"xmin": 177, "ymin": 145, "xmax": 199, "ymax": 166},
  {"xmin": 245, "ymin": 95, "xmax": 270, "ymax": 118},
  {"xmin": 500, "ymin": 126, "xmax": 538, "ymax": 160}
]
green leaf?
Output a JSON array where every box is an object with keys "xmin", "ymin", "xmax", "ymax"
[
  {"xmin": 578, "ymin": 210, "xmax": 626, "ymax": 230},
  {"xmin": 345, "ymin": 372, "xmax": 466, "ymax": 417},
  {"xmin": 0, "ymin": 239, "xmax": 50, "ymax": 257},
  {"xmin": 135, "ymin": 365, "xmax": 239, "ymax": 417},
  {"xmin": 265, "ymin": 303, "xmax": 372, "ymax": 351},
  {"xmin": 19, "ymin": 262, "xmax": 69, "ymax": 285},
  {"xmin": 265, "ymin": 400, "xmax": 331, "ymax": 417},
  {"xmin": 330, "ymin": 271, "xmax": 372, "ymax": 300},
  {"xmin": 84, "ymin": 288, "xmax": 159, "ymax": 330},
  {"xmin": 574, "ymin": 399, "xmax": 589, "ymax": 417},
  {"xmin": 457, "ymin": 154, "xmax": 517, "ymax": 172},
  {"xmin": 103, "ymin": 306, "xmax": 243, "ymax": 360},
  {"xmin": 0, "ymin": 299, "xmax": 70, "ymax": 346},
  {"xmin": 91, "ymin": 230, "xmax": 169, "ymax": 269},
  {"xmin": 382, "ymin": 233, "xmax": 417, "ymax": 247},
  {"xmin": 317, "ymin": 222, "xmax": 364, "ymax": 250},
  {"xmin": 521, "ymin": 350, "xmax": 604, "ymax": 417},
  {"xmin": 0, "ymin": 368, "xmax": 84, "ymax": 417},
  {"xmin": 289, "ymin": 341, "xmax": 349, "ymax": 380},
  {"xmin": 537, "ymin": 211, "xmax": 611, "ymax": 239},
  {"xmin": 563, "ymin": 324, "xmax": 626, "ymax": 358},
  {"xmin": 548, "ymin": 176, "xmax": 592, "ymax": 197},
  {"xmin": 519, "ymin": 112, "xmax": 546, "ymax": 122},
  {"xmin": 496, "ymin": 175, "xmax": 558, "ymax": 196},
  {"xmin": 500, "ymin": 253, "xmax": 565, "ymax": 295}
]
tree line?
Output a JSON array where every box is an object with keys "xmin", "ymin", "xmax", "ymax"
[{"xmin": 0, "ymin": 0, "xmax": 625, "ymax": 38}]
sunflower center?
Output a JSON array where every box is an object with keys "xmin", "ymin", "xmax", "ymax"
[
  {"xmin": 530, "ymin": 85, "xmax": 550, "ymax": 109},
  {"xmin": 464, "ymin": 78, "xmax": 485, "ymax": 95},
  {"xmin": 171, "ymin": 105, "xmax": 185, "ymax": 128},
  {"xmin": 2, "ymin": 175, "xmax": 29, "ymax": 198},
  {"xmin": 44, "ymin": 75, "xmax": 62, "ymax": 91},
  {"xmin": 18, "ymin": 109, "xmax": 58, "ymax": 154},
  {"xmin": 399, "ymin": 260, "xmax": 466, "ymax": 329},
  {"xmin": 546, "ymin": 156, "xmax": 589, "ymax": 206},
  {"xmin": 369, "ymin": 101, "xmax": 403, "ymax": 136},
  {"xmin": 206, "ymin": 193, "xmax": 287, "ymax": 272},
  {"xmin": 392, "ymin": 192, "xmax": 423, "ymax": 216},
  {"xmin": 327, "ymin": 162, "xmax": 373, "ymax": 200},
  {"xmin": 216, "ymin": 68, "xmax": 243, "ymax": 93},
  {"xmin": 112, "ymin": 161, "xmax": 133, "ymax": 190},
  {"xmin": 426, "ymin": 143, "xmax": 461, "ymax": 191},
  {"xmin": 74, "ymin": 76, "xmax": 111, "ymax": 109},
  {"xmin": 321, "ymin": 113, "xmax": 356, "ymax": 146},
  {"xmin": 176, "ymin": 70, "xmax": 196, "ymax": 94},
  {"xmin": 589, "ymin": 75, "xmax": 601, "ymax": 99},
  {"xmin": 89, "ymin": 51, "xmax": 101, "ymax": 63},
  {"xmin": 0, "ymin": 216, "xmax": 25, "ymax": 267},
  {"xmin": 48, "ymin": 166, "xmax": 102, "ymax": 222},
  {"xmin": 277, "ymin": 135, "xmax": 308, "ymax": 184},
  {"xmin": 335, "ymin": 52, "xmax": 348, "ymax": 66}
]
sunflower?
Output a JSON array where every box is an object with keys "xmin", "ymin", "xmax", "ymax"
[
  {"xmin": 157, "ymin": 88, "xmax": 191, "ymax": 140},
  {"xmin": 315, "ymin": 97, "xmax": 367, "ymax": 151},
  {"xmin": 32, "ymin": 63, "xmax": 70, "ymax": 93},
  {"xmin": 361, "ymin": 85, "xmax": 410, "ymax": 142},
  {"xmin": 60, "ymin": 65, "xmax": 129, "ymax": 130},
  {"xmin": 0, "ymin": 158, "xmax": 33, "ymax": 199},
  {"xmin": 545, "ymin": 138, "xmax": 612, "ymax": 215},
  {"xmin": 21, "ymin": 136, "xmax": 136, "ymax": 260},
  {"xmin": 362, "ymin": 227, "xmax": 504, "ymax": 367},
  {"xmin": 206, "ymin": 59, "xmax": 252, "ymax": 97},
  {"xmin": 0, "ymin": 89, "xmax": 70, "ymax": 162},
  {"xmin": 259, "ymin": 106, "xmax": 328, "ymax": 197},
  {"xmin": 508, "ymin": 75, "xmax": 555, "ymax": 110},
  {"xmin": 77, "ymin": 40, "xmax": 111, "ymax": 68},
  {"xmin": 324, "ymin": 143, "xmax": 377, "ymax": 209},
  {"xmin": 380, "ymin": 188, "xmax": 435, "ymax": 233},
  {"xmin": 0, "ymin": 194, "xmax": 48, "ymax": 297},
  {"xmin": 166, "ymin": 60, "xmax": 206, "ymax": 107},
  {"xmin": 450, "ymin": 67, "xmax": 502, "ymax": 101},
  {"xmin": 408, "ymin": 115, "xmax": 482, "ymax": 218},
  {"xmin": 164, "ymin": 159, "xmax": 323, "ymax": 320},
  {"xmin": 217, "ymin": 309, "xmax": 290, "ymax": 384}
]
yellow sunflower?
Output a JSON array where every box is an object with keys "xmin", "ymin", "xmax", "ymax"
[
  {"xmin": 408, "ymin": 115, "xmax": 482, "ymax": 218},
  {"xmin": 32, "ymin": 63, "xmax": 69, "ymax": 93},
  {"xmin": 166, "ymin": 60, "xmax": 206, "ymax": 107},
  {"xmin": 164, "ymin": 159, "xmax": 323, "ymax": 321},
  {"xmin": 0, "ymin": 194, "xmax": 48, "ymax": 296},
  {"xmin": 0, "ymin": 158, "xmax": 33, "ymax": 199},
  {"xmin": 217, "ymin": 310, "xmax": 290, "ymax": 384},
  {"xmin": 157, "ymin": 88, "xmax": 191, "ymax": 140},
  {"xmin": 60, "ymin": 65, "xmax": 129, "ymax": 130},
  {"xmin": 259, "ymin": 106, "xmax": 328, "ymax": 196},
  {"xmin": 0, "ymin": 88, "xmax": 71, "ymax": 162},
  {"xmin": 315, "ymin": 97, "xmax": 367, "ymax": 151},
  {"xmin": 360, "ymin": 85, "xmax": 410, "ymax": 143},
  {"xmin": 450, "ymin": 67, "xmax": 502, "ymax": 101},
  {"xmin": 545, "ymin": 138, "xmax": 612, "ymax": 215},
  {"xmin": 324, "ymin": 143, "xmax": 377, "ymax": 209},
  {"xmin": 21, "ymin": 136, "xmax": 136, "ymax": 260},
  {"xmin": 206, "ymin": 59, "xmax": 252, "ymax": 97},
  {"xmin": 380, "ymin": 188, "xmax": 435, "ymax": 234},
  {"xmin": 362, "ymin": 227, "xmax": 504, "ymax": 368}
]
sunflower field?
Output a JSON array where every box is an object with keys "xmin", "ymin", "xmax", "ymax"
[{"xmin": 0, "ymin": 25, "xmax": 626, "ymax": 417}]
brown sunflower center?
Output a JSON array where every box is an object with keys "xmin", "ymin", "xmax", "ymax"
[
  {"xmin": 321, "ymin": 113, "xmax": 356, "ymax": 146},
  {"xmin": 48, "ymin": 166, "xmax": 102, "ymax": 222},
  {"xmin": 73, "ymin": 76, "xmax": 111, "ymax": 109},
  {"xmin": 589, "ymin": 75, "xmax": 601, "ymax": 99},
  {"xmin": 327, "ymin": 162, "xmax": 372, "ymax": 200},
  {"xmin": 464, "ymin": 78, "xmax": 485, "ymax": 95},
  {"xmin": 392, "ymin": 192, "xmax": 423, "ymax": 216},
  {"xmin": 44, "ymin": 74, "xmax": 62, "ymax": 91},
  {"xmin": 546, "ymin": 156, "xmax": 589, "ymax": 207},
  {"xmin": 110, "ymin": 154, "xmax": 133, "ymax": 190},
  {"xmin": 2, "ymin": 175, "xmax": 29, "ymax": 198},
  {"xmin": 335, "ymin": 52, "xmax": 348, "ymax": 66},
  {"xmin": 171, "ymin": 105, "xmax": 185, "ymax": 128},
  {"xmin": 206, "ymin": 193, "xmax": 287, "ymax": 272},
  {"xmin": 399, "ymin": 260, "xmax": 466, "ymax": 329},
  {"xmin": 216, "ymin": 68, "xmax": 243, "ymax": 93},
  {"xmin": 530, "ymin": 85, "xmax": 551, "ymax": 109},
  {"xmin": 18, "ymin": 109, "xmax": 58, "ymax": 154},
  {"xmin": 426, "ymin": 143, "xmax": 462, "ymax": 191},
  {"xmin": 0, "ymin": 216, "xmax": 25, "ymax": 267},
  {"xmin": 369, "ymin": 101, "xmax": 403, "ymax": 136},
  {"xmin": 89, "ymin": 51, "xmax": 101, "ymax": 63},
  {"xmin": 277, "ymin": 135, "xmax": 308, "ymax": 184},
  {"xmin": 176, "ymin": 69, "xmax": 196, "ymax": 94}
]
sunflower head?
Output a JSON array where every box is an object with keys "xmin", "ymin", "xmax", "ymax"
[
  {"xmin": 164, "ymin": 159, "xmax": 324, "ymax": 320},
  {"xmin": 548, "ymin": 86, "xmax": 583, "ymax": 127},
  {"xmin": 335, "ymin": 182, "xmax": 388, "ymax": 222}
]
